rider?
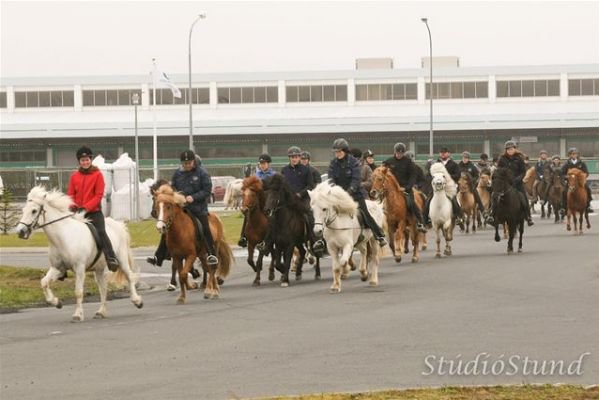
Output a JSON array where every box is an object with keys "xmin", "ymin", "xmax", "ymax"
[
  {"xmin": 328, "ymin": 139, "xmax": 387, "ymax": 246},
  {"xmin": 423, "ymin": 147, "xmax": 465, "ymax": 229},
  {"xmin": 172, "ymin": 149, "xmax": 218, "ymax": 265},
  {"xmin": 237, "ymin": 153, "xmax": 276, "ymax": 248},
  {"xmin": 300, "ymin": 151, "xmax": 322, "ymax": 185},
  {"xmin": 559, "ymin": 147, "xmax": 594, "ymax": 215},
  {"xmin": 532, "ymin": 150, "xmax": 550, "ymax": 201},
  {"xmin": 67, "ymin": 146, "xmax": 120, "ymax": 277},
  {"xmin": 405, "ymin": 151, "xmax": 427, "ymax": 191},
  {"xmin": 382, "ymin": 142, "xmax": 427, "ymax": 233},
  {"xmin": 551, "ymin": 154, "xmax": 561, "ymax": 168},
  {"xmin": 477, "ymin": 153, "xmax": 491, "ymax": 174},
  {"xmin": 363, "ymin": 149, "xmax": 377, "ymax": 171},
  {"xmin": 458, "ymin": 151, "xmax": 488, "ymax": 218},
  {"xmin": 489, "ymin": 140, "xmax": 534, "ymax": 226}
]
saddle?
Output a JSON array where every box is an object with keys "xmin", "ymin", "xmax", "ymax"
[
  {"xmin": 85, "ymin": 222, "xmax": 103, "ymax": 269},
  {"xmin": 183, "ymin": 208, "xmax": 206, "ymax": 249}
]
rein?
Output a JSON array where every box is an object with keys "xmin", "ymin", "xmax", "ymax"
[{"xmin": 19, "ymin": 204, "xmax": 75, "ymax": 232}]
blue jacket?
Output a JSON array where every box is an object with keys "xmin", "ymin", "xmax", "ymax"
[
  {"xmin": 281, "ymin": 163, "xmax": 314, "ymax": 200},
  {"xmin": 171, "ymin": 164, "xmax": 212, "ymax": 216},
  {"xmin": 328, "ymin": 154, "xmax": 365, "ymax": 200},
  {"xmin": 256, "ymin": 167, "xmax": 276, "ymax": 180}
]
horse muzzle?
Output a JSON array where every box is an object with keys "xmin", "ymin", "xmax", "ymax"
[
  {"xmin": 156, "ymin": 221, "xmax": 166, "ymax": 234},
  {"xmin": 15, "ymin": 223, "xmax": 31, "ymax": 240}
]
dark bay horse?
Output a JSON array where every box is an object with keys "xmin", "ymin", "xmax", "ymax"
[
  {"xmin": 240, "ymin": 176, "xmax": 274, "ymax": 286},
  {"xmin": 547, "ymin": 167, "xmax": 565, "ymax": 224},
  {"xmin": 565, "ymin": 169, "xmax": 591, "ymax": 235},
  {"xmin": 491, "ymin": 168, "xmax": 525, "ymax": 254},
  {"xmin": 154, "ymin": 185, "xmax": 233, "ymax": 303},
  {"xmin": 263, "ymin": 174, "xmax": 319, "ymax": 287}
]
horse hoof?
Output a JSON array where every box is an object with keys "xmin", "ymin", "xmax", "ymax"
[
  {"xmin": 350, "ymin": 264, "xmax": 357, "ymax": 271},
  {"xmin": 200, "ymin": 283, "xmax": 206, "ymax": 290},
  {"xmin": 566, "ymin": 225, "xmax": 571, "ymax": 231},
  {"xmin": 518, "ymin": 248, "xmax": 522, "ymax": 253},
  {"xmin": 55, "ymin": 300, "xmax": 63, "ymax": 309},
  {"xmin": 435, "ymin": 253, "xmax": 441, "ymax": 258},
  {"xmin": 71, "ymin": 316, "xmax": 82, "ymax": 323},
  {"xmin": 252, "ymin": 280, "xmax": 261, "ymax": 287},
  {"xmin": 411, "ymin": 257, "xmax": 419, "ymax": 263},
  {"xmin": 167, "ymin": 284, "xmax": 176, "ymax": 292},
  {"xmin": 507, "ymin": 250, "xmax": 513, "ymax": 255},
  {"xmin": 94, "ymin": 312, "xmax": 106, "ymax": 319},
  {"xmin": 268, "ymin": 272, "xmax": 275, "ymax": 281},
  {"xmin": 421, "ymin": 245, "xmax": 428, "ymax": 251},
  {"xmin": 315, "ymin": 275, "xmax": 321, "ymax": 280},
  {"xmin": 295, "ymin": 274, "xmax": 302, "ymax": 281},
  {"xmin": 494, "ymin": 236, "xmax": 501, "ymax": 242},
  {"xmin": 135, "ymin": 301, "xmax": 144, "ymax": 309},
  {"xmin": 308, "ymin": 256, "xmax": 315, "ymax": 264},
  {"xmin": 281, "ymin": 282, "xmax": 289, "ymax": 288},
  {"xmin": 444, "ymin": 249, "xmax": 452, "ymax": 256},
  {"xmin": 394, "ymin": 257, "xmax": 402, "ymax": 263},
  {"xmin": 203, "ymin": 292, "xmax": 211, "ymax": 299},
  {"xmin": 340, "ymin": 274, "xmax": 349, "ymax": 280},
  {"xmin": 369, "ymin": 281, "xmax": 378, "ymax": 287},
  {"xmin": 211, "ymin": 293, "xmax": 219, "ymax": 300},
  {"xmin": 176, "ymin": 298, "xmax": 185, "ymax": 304},
  {"xmin": 329, "ymin": 287, "xmax": 340, "ymax": 294},
  {"xmin": 360, "ymin": 275, "xmax": 368, "ymax": 282},
  {"xmin": 217, "ymin": 277, "xmax": 224, "ymax": 285}
]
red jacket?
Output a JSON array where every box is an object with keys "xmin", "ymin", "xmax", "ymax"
[{"xmin": 67, "ymin": 166, "xmax": 105, "ymax": 212}]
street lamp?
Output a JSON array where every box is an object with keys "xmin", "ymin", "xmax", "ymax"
[
  {"xmin": 132, "ymin": 92, "xmax": 140, "ymax": 220},
  {"xmin": 421, "ymin": 17, "xmax": 433, "ymax": 157},
  {"xmin": 188, "ymin": 13, "xmax": 206, "ymax": 151}
]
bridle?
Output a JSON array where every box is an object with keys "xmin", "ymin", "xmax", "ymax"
[
  {"xmin": 370, "ymin": 172, "xmax": 388, "ymax": 200},
  {"xmin": 155, "ymin": 200, "xmax": 173, "ymax": 230},
  {"xmin": 19, "ymin": 202, "xmax": 74, "ymax": 235}
]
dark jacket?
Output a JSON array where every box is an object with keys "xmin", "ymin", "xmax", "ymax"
[
  {"xmin": 308, "ymin": 165, "xmax": 322, "ymax": 185},
  {"xmin": 437, "ymin": 158, "xmax": 461, "ymax": 182},
  {"xmin": 328, "ymin": 154, "xmax": 364, "ymax": 199},
  {"xmin": 561, "ymin": 159, "xmax": 589, "ymax": 177},
  {"xmin": 281, "ymin": 163, "xmax": 314, "ymax": 200},
  {"xmin": 458, "ymin": 161, "xmax": 480, "ymax": 182},
  {"xmin": 497, "ymin": 153, "xmax": 527, "ymax": 190},
  {"xmin": 171, "ymin": 163, "xmax": 212, "ymax": 216},
  {"xmin": 535, "ymin": 160, "xmax": 550, "ymax": 180},
  {"xmin": 414, "ymin": 164, "xmax": 426, "ymax": 189},
  {"xmin": 382, "ymin": 155, "xmax": 417, "ymax": 192}
]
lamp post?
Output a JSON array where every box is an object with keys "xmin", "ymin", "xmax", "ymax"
[
  {"xmin": 421, "ymin": 17, "xmax": 433, "ymax": 157},
  {"xmin": 132, "ymin": 92, "xmax": 140, "ymax": 221},
  {"xmin": 188, "ymin": 13, "xmax": 206, "ymax": 152}
]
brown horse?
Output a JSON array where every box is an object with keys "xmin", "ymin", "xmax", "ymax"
[
  {"xmin": 370, "ymin": 166, "xmax": 423, "ymax": 263},
  {"xmin": 457, "ymin": 172, "xmax": 477, "ymax": 234},
  {"xmin": 547, "ymin": 167, "xmax": 565, "ymax": 224},
  {"xmin": 240, "ymin": 176, "xmax": 274, "ymax": 286},
  {"xmin": 154, "ymin": 185, "xmax": 233, "ymax": 303},
  {"xmin": 565, "ymin": 169, "xmax": 591, "ymax": 234},
  {"xmin": 476, "ymin": 171, "xmax": 492, "ymax": 228}
]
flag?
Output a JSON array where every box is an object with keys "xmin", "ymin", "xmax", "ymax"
[{"xmin": 154, "ymin": 70, "xmax": 182, "ymax": 98}]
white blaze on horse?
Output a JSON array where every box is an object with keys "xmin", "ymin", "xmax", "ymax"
[
  {"xmin": 309, "ymin": 181, "xmax": 385, "ymax": 293},
  {"xmin": 15, "ymin": 186, "xmax": 143, "ymax": 322},
  {"xmin": 429, "ymin": 163, "xmax": 457, "ymax": 258}
]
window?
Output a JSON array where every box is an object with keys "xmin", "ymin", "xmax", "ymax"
[
  {"xmin": 0, "ymin": 92, "xmax": 6, "ymax": 108},
  {"xmin": 287, "ymin": 84, "xmax": 347, "ymax": 102},
  {"xmin": 106, "ymin": 90, "xmax": 118, "ymax": 106},
  {"xmin": 13, "ymin": 90, "xmax": 75, "ymax": 108},
  {"xmin": 356, "ymin": 83, "xmax": 417, "ymax": 101},
  {"xmin": 581, "ymin": 79, "xmax": 595, "ymax": 95},
  {"xmin": 426, "ymin": 82, "xmax": 488, "ymax": 99},
  {"xmin": 217, "ymin": 86, "xmax": 277, "ymax": 104},
  {"xmin": 26, "ymin": 92, "xmax": 39, "ymax": 107},
  {"xmin": 496, "ymin": 79, "xmax": 560, "ymax": 97}
]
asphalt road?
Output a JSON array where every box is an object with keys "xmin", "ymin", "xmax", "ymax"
[{"xmin": 1, "ymin": 214, "xmax": 598, "ymax": 400}]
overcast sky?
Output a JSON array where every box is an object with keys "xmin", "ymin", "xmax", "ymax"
[{"xmin": 1, "ymin": 1, "xmax": 598, "ymax": 77}]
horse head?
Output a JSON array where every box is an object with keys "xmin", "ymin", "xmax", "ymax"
[
  {"xmin": 431, "ymin": 173, "xmax": 447, "ymax": 193},
  {"xmin": 478, "ymin": 172, "xmax": 492, "ymax": 189},
  {"xmin": 154, "ymin": 188, "xmax": 185, "ymax": 234},
  {"xmin": 240, "ymin": 176, "xmax": 263, "ymax": 214},
  {"xmin": 491, "ymin": 168, "xmax": 514, "ymax": 202},
  {"xmin": 567, "ymin": 169, "xmax": 586, "ymax": 193},
  {"xmin": 458, "ymin": 172, "xmax": 472, "ymax": 193},
  {"xmin": 262, "ymin": 174, "xmax": 290, "ymax": 216},
  {"xmin": 16, "ymin": 186, "xmax": 76, "ymax": 240},
  {"xmin": 370, "ymin": 166, "xmax": 389, "ymax": 200}
]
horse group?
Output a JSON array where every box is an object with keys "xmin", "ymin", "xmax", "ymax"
[{"xmin": 14, "ymin": 162, "xmax": 592, "ymax": 321}]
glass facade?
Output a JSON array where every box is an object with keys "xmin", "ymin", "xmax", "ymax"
[
  {"xmin": 14, "ymin": 90, "xmax": 74, "ymax": 108},
  {"xmin": 569, "ymin": 79, "xmax": 599, "ymax": 96},
  {"xmin": 217, "ymin": 86, "xmax": 278, "ymax": 104},
  {"xmin": 286, "ymin": 85, "xmax": 347, "ymax": 102},
  {"xmin": 356, "ymin": 83, "xmax": 418, "ymax": 101},
  {"xmin": 425, "ymin": 81, "xmax": 488, "ymax": 99},
  {"xmin": 0, "ymin": 92, "xmax": 6, "ymax": 108},
  {"xmin": 496, "ymin": 79, "xmax": 560, "ymax": 97}
]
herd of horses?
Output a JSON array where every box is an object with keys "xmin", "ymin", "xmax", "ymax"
[{"xmin": 14, "ymin": 162, "xmax": 592, "ymax": 322}]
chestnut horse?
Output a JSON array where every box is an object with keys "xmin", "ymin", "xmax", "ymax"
[
  {"xmin": 370, "ymin": 166, "xmax": 423, "ymax": 263},
  {"xmin": 457, "ymin": 172, "xmax": 477, "ymax": 234},
  {"xmin": 240, "ymin": 176, "xmax": 274, "ymax": 286},
  {"xmin": 565, "ymin": 169, "xmax": 591, "ymax": 235},
  {"xmin": 154, "ymin": 185, "xmax": 233, "ymax": 303},
  {"xmin": 476, "ymin": 171, "xmax": 492, "ymax": 228}
]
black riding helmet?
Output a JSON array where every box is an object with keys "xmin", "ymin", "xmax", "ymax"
[
  {"xmin": 287, "ymin": 146, "xmax": 302, "ymax": 157},
  {"xmin": 180, "ymin": 149, "xmax": 195, "ymax": 162},
  {"xmin": 480, "ymin": 153, "xmax": 489, "ymax": 161},
  {"xmin": 76, "ymin": 146, "xmax": 93, "ymax": 160},
  {"xmin": 394, "ymin": 142, "xmax": 407, "ymax": 153},
  {"xmin": 504, "ymin": 140, "xmax": 517, "ymax": 149},
  {"xmin": 363, "ymin": 149, "xmax": 374, "ymax": 158},
  {"xmin": 259, "ymin": 153, "xmax": 272, "ymax": 163},
  {"xmin": 300, "ymin": 151, "xmax": 311, "ymax": 160},
  {"xmin": 332, "ymin": 138, "xmax": 350, "ymax": 152}
]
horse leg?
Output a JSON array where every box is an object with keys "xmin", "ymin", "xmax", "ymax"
[
  {"xmin": 93, "ymin": 268, "xmax": 108, "ymax": 319},
  {"xmin": 168, "ymin": 263, "xmax": 177, "ymax": 291},
  {"xmin": 247, "ymin": 244, "xmax": 257, "ymax": 273},
  {"xmin": 435, "ymin": 226, "xmax": 442, "ymax": 258},
  {"xmin": 503, "ymin": 223, "xmax": 508, "ymax": 239},
  {"xmin": 295, "ymin": 246, "xmax": 306, "ymax": 281},
  {"xmin": 585, "ymin": 209, "xmax": 591, "ymax": 230},
  {"xmin": 280, "ymin": 247, "xmax": 293, "ymax": 287},
  {"xmin": 119, "ymin": 249, "xmax": 143, "ymax": 309},
  {"xmin": 394, "ymin": 223, "xmax": 405, "ymax": 263},
  {"xmin": 367, "ymin": 241, "xmax": 379, "ymax": 286},
  {"xmin": 356, "ymin": 243, "xmax": 368, "ymax": 282},
  {"xmin": 71, "ymin": 266, "xmax": 86, "ymax": 322},
  {"xmin": 578, "ymin": 212, "xmax": 583, "ymax": 235},
  {"xmin": 330, "ymin": 248, "xmax": 342, "ymax": 293},
  {"xmin": 41, "ymin": 266, "xmax": 63, "ymax": 309},
  {"xmin": 566, "ymin": 209, "xmax": 572, "ymax": 232},
  {"xmin": 494, "ymin": 223, "xmax": 501, "ymax": 242},
  {"xmin": 174, "ymin": 258, "xmax": 187, "ymax": 304},
  {"xmin": 420, "ymin": 231, "xmax": 428, "ymax": 251},
  {"xmin": 411, "ymin": 225, "xmax": 420, "ymax": 263},
  {"xmin": 314, "ymin": 256, "xmax": 321, "ymax": 280},
  {"xmin": 518, "ymin": 221, "xmax": 524, "ymax": 253},
  {"xmin": 507, "ymin": 223, "xmax": 516, "ymax": 254},
  {"xmin": 443, "ymin": 225, "xmax": 453, "ymax": 256}
]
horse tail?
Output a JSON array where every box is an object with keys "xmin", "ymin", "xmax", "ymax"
[
  {"xmin": 216, "ymin": 237, "xmax": 233, "ymax": 279},
  {"xmin": 109, "ymin": 221, "xmax": 138, "ymax": 286},
  {"xmin": 223, "ymin": 181, "xmax": 233, "ymax": 208}
]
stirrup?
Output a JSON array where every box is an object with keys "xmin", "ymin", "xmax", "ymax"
[
  {"xmin": 106, "ymin": 257, "xmax": 120, "ymax": 272},
  {"xmin": 207, "ymin": 254, "xmax": 219, "ymax": 265},
  {"xmin": 256, "ymin": 241, "xmax": 267, "ymax": 252},
  {"xmin": 146, "ymin": 256, "xmax": 158, "ymax": 266},
  {"xmin": 416, "ymin": 223, "xmax": 427, "ymax": 233},
  {"xmin": 237, "ymin": 237, "xmax": 248, "ymax": 248},
  {"xmin": 376, "ymin": 236, "xmax": 388, "ymax": 247}
]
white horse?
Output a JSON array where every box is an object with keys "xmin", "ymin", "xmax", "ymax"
[
  {"xmin": 429, "ymin": 163, "xmax": 457, "ymax": 258},
  {"xmin": 223, "ymin": 179, "xmax": 243, "ymax": 210},
  {"xmin": 15, "ymin": 186, "xmax": 143, "ymax": 322},
  {"xmin": 309, "ymin": 181, "xmax": 385, "ymax": 293}
]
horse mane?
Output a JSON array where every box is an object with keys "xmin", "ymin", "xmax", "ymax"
[
  {"xmin": 310, "ymin": 181, "xmax": 357, "ymax": 215},
  {"xmin": 568, "ymin": 169, "xmax": 587, "ymax": 187},
  {"xmin": 28, "ymin": 185, "xmax": 86, "ymax": 222},
  {"xmin": 242, "ymin": 176, "xmax": 263, "ymax": 192},
  {"xmin": 155, "ymin": 184, "xmax": 186, "ymax": 206},
  {"xmin": 429, "ymin": 163, "xmax": 457, "ymax": 197},
  {"xmin": 375, "ymin": 166, "xmax": 402, "ymax": 191},
  {"xmin": 523, "ymin": 167, "xmax": 535, "ymax": 183},
  {"xmin": 263, "ymin": 174, "xmax": 308, "ymax": 211},
  {"xmin": 150, "ymin": 179, "xmax": 170, "ymax": 195},
  {"xmin": 492, "ymin": 167, "xmax": 514, "ymax": 187}
]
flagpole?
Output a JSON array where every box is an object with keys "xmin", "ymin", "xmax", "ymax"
[{"xmin": 152, "ymin": 58, "xmax": 158, "ymax": 181}]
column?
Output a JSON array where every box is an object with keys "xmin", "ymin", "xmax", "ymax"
[
  {"xmin": 483, "ymin": 139, "xmax": 490, "ymax": 155},
  {"xmin": 488, "ymin": 75, "xmax": 496, "ymax": 104},
  {"xmin": 209, "ymin": 82, "xmax": 217, "ymax": 109},
  {"xmin": 347, "ymin": 78, "xmax": 355, "ymax": 106},
  {"xmin": 46, "ymin": 146, "xmax": 54, "ymax": 168},
  {"xmin": 141, "ymin": 83, "xmax": 150, "ymax": 110},
  {"xmin": 417, "ymin": 77, "xmax": 426, "ymax": 105},
  {"xmin": 7, "ymin": 86, "xmax": 15, "ymax": 111},
  {"xmin": 560, "ymin": 138, "xmax": 567, "ymax": 158},
  {"xmin": 74, "ymin": 84, "xmax": 82, "ymax": 111},
  {"xmin": 560, "ymin": 72, "xmax": 568, "ymax": 100}
]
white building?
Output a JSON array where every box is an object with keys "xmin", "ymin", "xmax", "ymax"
[{"xmin": 1, "ymin": 62, "xmax": 598, "ymax": 169}]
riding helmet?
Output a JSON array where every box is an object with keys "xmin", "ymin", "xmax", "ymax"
[
  {"xmin": 300, "ymin": 151, "xmax": 311, "ymax": 160},
  {"xmin": 462, "ymin": 151, "xmax": 471, "ymax": 158},
  {"xmin": 480, "ymin": 153, "xmax": 489, "ymax": 161},
  {"xmin": 76, "ymin": 146, "xmax": 93, "ymax": 160},
  {"xmin": 393, "ymin": 142, "xmax": 407, "ymax": 153},
  {"xmin": 439, "ymin": 146, "xmax": 450, "ymax": 153},
  {"xmin": 568, "ymin": 147, "xmax": 578, "ymax": 155},
  {"xmin": 259, "ymin": 153, "xmax": 272, "ymax": 163},
  {"xmin": 363, "ymin": 149, "xmax": 374, "ymax": 158},
  {"xmin": 332, "ymin": 138, "xmax": 350, "ymax": 153},
  {"xmin": 405, "ymin": 150, "xmax": 415, "ymax": 160},
  {"xmin": 504, "ymin": 140, "xmax": 517, "ymax": 149},
  {"xmin": 287, "ymin": 146, "xmax": 302, "ymax": 157},
  {"xmin": 180, "ymin": 149, "xmax": 195, "ymax": 162},
  {"xmin": 539, "ymin": 149, "xmax": 548, "ymax": 156},
  {"xmin": 551, "ymin": 154, "xmax": 560, "ymax": 161},
  {"xmin": 350, "ymin": 148, "xmax": 362, "ymax": 159}
]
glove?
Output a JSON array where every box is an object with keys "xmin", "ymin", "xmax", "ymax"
[
  {"xmin": 76, "ymin": 208, "xmax": 87, "ymax": 217},
  {"xmin": 69, "ymin": 205, "xmax": 78, "ymax": 212}
]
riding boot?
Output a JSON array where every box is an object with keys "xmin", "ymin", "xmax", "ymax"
[
  {"xmin": 147, "ymin": 234, "xmax": 168, "ymax": 267},
  {"xmin": 560, "ymin": 190, "xmax": 568, "ymax": 217},
  {"xmin": 407, "ymin": 191, "xmax": 427, "ymax": 233},
  {"xmin": 451, "ymin": 197, "xmax": 465, "ymax": 230},
  {"xmin": 87, "ymin": 211, "xmax": 120, "ymax": 271},
  {"xmin": 423, "ymin": 197, "xmax": 432, "ymax": 227},
  {"xmin": 238, "ymin": 214, "xmax": 248, "ymax": 248},
  {"xmin": 305, "ymin": 212, "xmax": 326, "ymax": 256},
  {"xmin": 199, "ymin": 214, "xmax": 218, "ymax": 265},
  {"xmin": 357, "ymin": 197, "xmax": 387, "ymax": 246},
  {"xmin": 486, "ymin": 196, "xmax": 496, "ymax": 225},
  {"xmin": 586, "ymin": 186, "xmax": 594, "ymax": 213},
  {"xmin": 519, "ymin": 191, "xmax": 534, "ymax": 226}
]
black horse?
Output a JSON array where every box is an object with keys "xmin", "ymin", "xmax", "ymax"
[
  {"xmin": 491, "ymin": 168, "xmax": 526, "ymax": 254},
  {"xmin": 262, "ymin": 174, "xmax": 320, "ymax": 287}
]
